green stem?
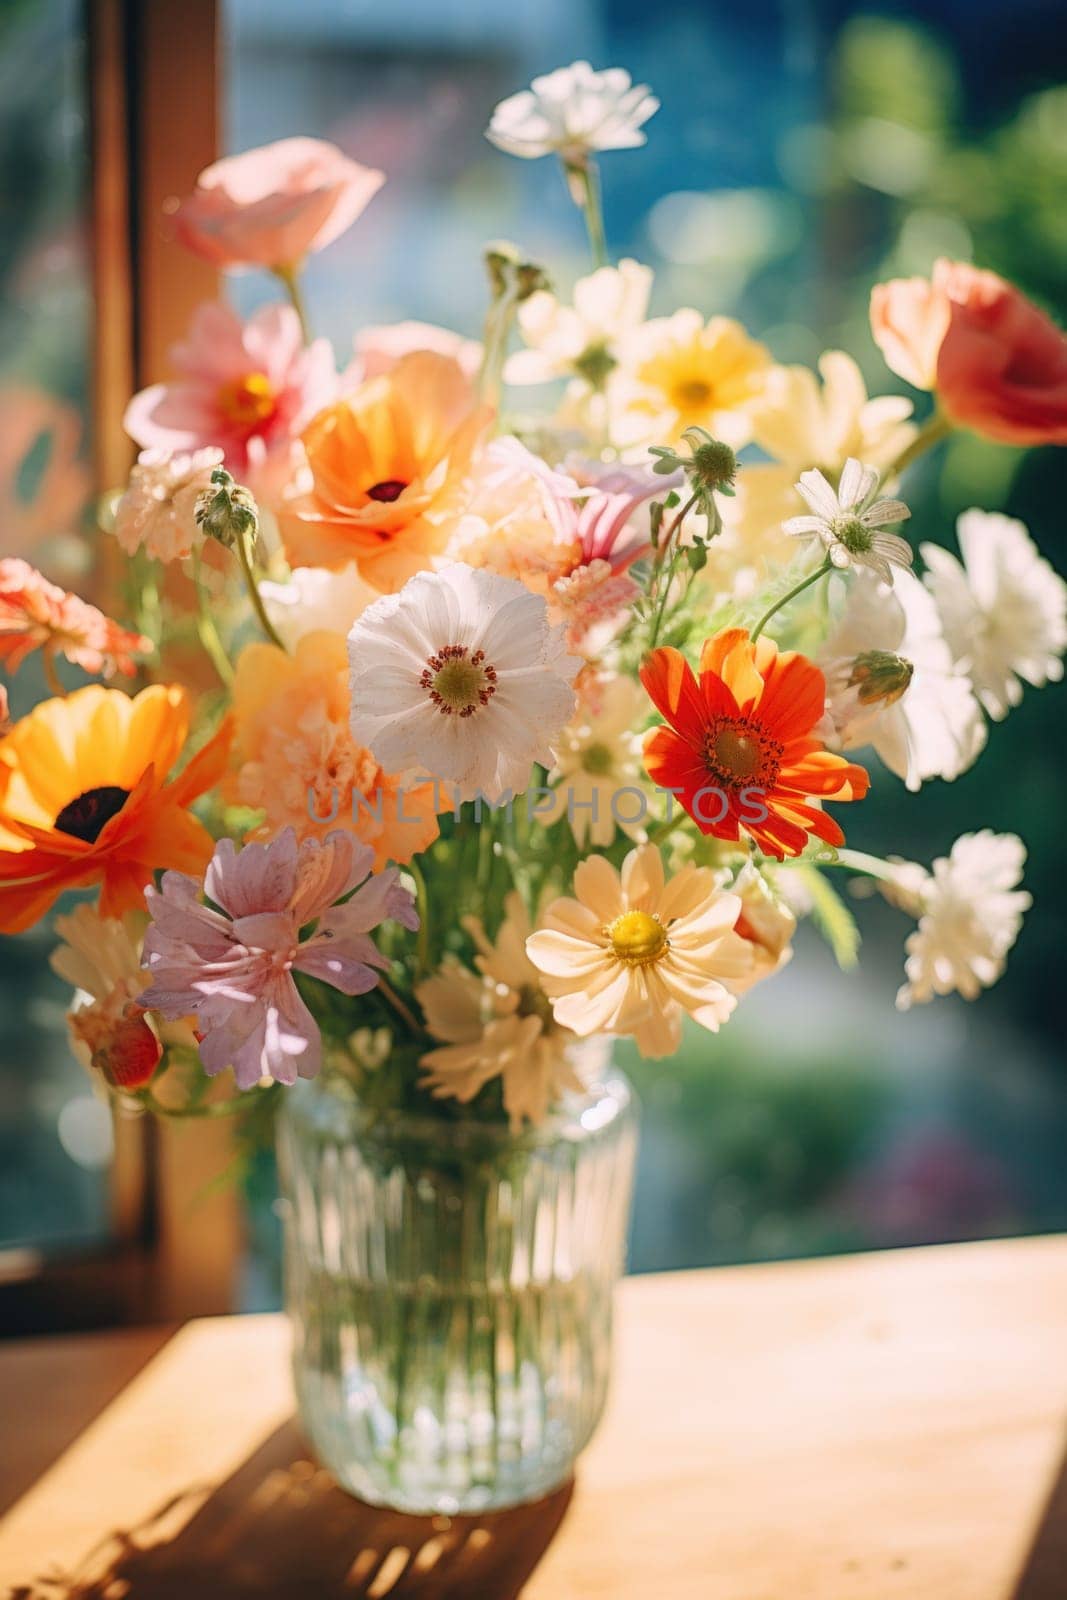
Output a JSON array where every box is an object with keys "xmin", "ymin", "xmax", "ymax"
[
  {"xmin": 824, "ymin": 847, "xmax": 905, "ymax": 885},
  {"xmin": 139, "ymin": 1088, "xmax": 253, "ymax": 1120},
  {"xmin": 377, "ymin": 975, "xmax": 429, "ymax": 1042},
  {"xmin": 564, "ymin": 159, "xmax": 608, "ymax": 269},
  {"xmin": 885, "ymin": 408, "xmax": 954, "ymax": 480},
  {"xmin": 750, "ymin": 557, "xmax": 833, "ymax": 643},
  {"xmin": 192, "ymin": 550, "xmax": 235, "ymax": 687},
  {"xmin": 478, "ymin": 287, "xmax": 518, "ymax": 408},
  {"xmin": 407, "ymin": 856, "xmax": 431, "ymax": 976},
  {"xmin": 236, "ymin": 532, "xmax": 287, "ymax": 651},
  {"xmin": 648, "ymin": 491, "xmax": 700, "ymax": 650},
  {"xmin": 274, "ymin": 261, "xmax": 312, "ymax": 343}
]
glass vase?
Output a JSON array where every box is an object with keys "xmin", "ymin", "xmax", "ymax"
[{"xmin": 276, "ymin": 1062, "xmax": 638, "ymax": 1514}]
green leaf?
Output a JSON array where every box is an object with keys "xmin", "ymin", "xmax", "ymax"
[{"xmin": 794, "ymin": 864, "xmax": 861, "ymax": 970}]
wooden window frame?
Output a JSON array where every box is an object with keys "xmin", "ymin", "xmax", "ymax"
[{"xmin": 1, "ymin": 0, "xmax": 241, "ymax": 1335}]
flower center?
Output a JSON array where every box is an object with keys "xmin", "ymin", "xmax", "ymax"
[
  {"xmin": 672, "ymin": 377, "xmax": 713, "ymax": 411},
  {"xmin": 607, "ymin": 910, "xmax": 668, "ymax": 965},
  {"xmin": 832, "ymin": 515, "xmax": 874, "ymax": 555},
  {"xmin": 366, "ymin": 479, "xmax": 408, "ymax": 503},
  {"xmin": 582, "ymin": 741, "xmax": 615, "ymax": 777},
  {"xmin": 703, "ymin": 716, "xmax": 782, "ymax": 790},
  {"xmin": 54, "ymin": 785, "xmax": 130, "ymax": 843},
  {"xmin": 420, "ymin": 644, "xmax": 498, "ymax": 718},
  {"xmin": 217, "ymin": 371, "xmax": 277, "ymax": 427},
  {"xmin": 573, "ymin": 342, "xmax": 617, "ymax": 390}
]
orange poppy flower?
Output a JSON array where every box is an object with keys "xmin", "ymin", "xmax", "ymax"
[
  {"xmin": 641, "ymin": 627, "xmax": 870, "ymax": 860},
  {"xmin": 0, "ymin": 557, "xmax": 150, "ymax": 680},
  {"xmin": 0, "ymin": 684, "xmax": 231, "ymax": 933},
  {"xmin": 278, "ymin": 351, "xmax": 492, "ymax": 592}
]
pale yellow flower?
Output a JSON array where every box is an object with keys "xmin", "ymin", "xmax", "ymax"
[
  {"xmin": 506, "ymin": 259, "xmax": 653, "ymax": 388},
  {"xmin": 548, "ymin": 672, "xmax": 647, "ymax": 847},
  {"xmin": 612, "ymin": 309, "xmax": 771, "ymax": 452},
  {"xmin": 416, "ymin": 893, "xmax": 585, "ymax": 1128},
  {"xmin": 526, "ymin": 844, "xmax": 754, "ymax": 1059},
  {"xmin": 728, "ymin": 862, "xmax": 796, "ymax": 991}
]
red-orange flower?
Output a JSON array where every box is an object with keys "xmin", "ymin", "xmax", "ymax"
[
  {"xmin": 0, "ymin": 684, "xmax": 232, "ymax": 933},
  {"xmin": 641, "ymin": 628, "xmax": 870, "ymax": 860},
  {"xmin": 0, "ymin": 558, "xmax": 150, "ymax": 679}
]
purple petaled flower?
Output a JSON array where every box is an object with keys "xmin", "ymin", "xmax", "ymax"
[{"xmin": 141, "ymin": 827, "xmax": 418, "ymax": 1089}]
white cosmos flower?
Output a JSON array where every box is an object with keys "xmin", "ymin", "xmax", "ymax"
[
  {"xmin": 486, "ymin": 62, "xmax": 658, "ymax": 163},
  {"xmin": 784, "ymin": 458, "xmax": 913, "ymax": 583},
  {"xmin": 260, "ymin": 562, "xmax": 378, "ymax": 648},
  {"xmin": 818, "ymin": 568, "xmax": 986, "ymax": 792},
  {"xmin": 921, "ymin": 510, "xmax": 1067, "ymax": 720},
  {"xmin": 883, "ymin": 832, "xmax": 1031, "ymax": 1010},
  {"xmin": 347, "ymin": 563, "xmax": 579, "ymax": 803},
  {"xmin": 505, "ymin": 260, "xmax": 653, "ymax": 387}
]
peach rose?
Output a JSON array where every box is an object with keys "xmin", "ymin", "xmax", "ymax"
[
  {"xmin": 871, "ymin": 259, "xmax": 1067, "ymax": 445},
  {"xmin": 173, "ymin": 137, "xmax": 384, "ymax": 272},
  {"xmin": 870, "ymin": 274, "xmax": 950, "ymax": 391}
]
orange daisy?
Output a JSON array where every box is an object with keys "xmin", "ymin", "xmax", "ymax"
[
  {"xmin": 278, "ymin": 351, "xmax": 492, "ymax": 592},
  {"xmin": 641, "ymin": 627, "xmax": 870, "ymax": 860},
  {"xmin": 228, "ymin": 631, "xmax": 440, "ymax": 869},
  {"xmin": 0, "ymin": 684, "xmax": 231, "ymax": 932},
  {"xmin": 0, "ymin": 558, "xmax": 150, "ymax": 682}
]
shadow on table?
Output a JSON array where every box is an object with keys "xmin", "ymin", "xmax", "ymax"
[
  {"xmin": 1011, "ymin": 1429, "xmax": 1067, "ymax": 1600},
  {"xmin": 6, "ymin": 1418, "xmax": 574, "ymax": 1600}
]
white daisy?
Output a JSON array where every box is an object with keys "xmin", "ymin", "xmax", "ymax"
[
  {"xmin": 347, "ymin": 563, "xmax": 579, "ymax": 803},
  {"xmin": 548, "ymin": 672, "xmax": 647, "ymax": 847},
  {"xmin": 784, "ymin": 457, "xmax": 913, "ymax": 583},
  {"xmin": 884, "ymin": 832, "xmax": 1031, "ymax": 1010},
  {"xmin": 486, "ymin": 62, "xmax": 658, "ymax": 164},
  {"xmin": 260, "ymin": 561, "xmax": 378, "ymax": 649},
  {"xmin": 818, "ymin": 567, "xmax": 986, "ymax": 792},
  {"xmin": 505, "ymin": 259, "xmax": 653, "ymax": 388},
  {"xmin": 921, "ymin": 509, "xmax": 1067, "ymax": 720}
]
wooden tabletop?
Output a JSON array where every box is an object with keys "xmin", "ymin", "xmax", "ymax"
[{"xmin": 1, "ymin": 1236, "xmax": 1065, "ymax": 1599}]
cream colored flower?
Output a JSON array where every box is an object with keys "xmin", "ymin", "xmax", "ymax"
[
  {"xmin": 548, "ymin": 672, "xmax": 647, "ymax": 847},
  {"xmin": 416, "ymin": 893, "xmax": 584, "ymax": 1129},
  {"xmin": 506, "ymin": 259, "xmax": 653, "ymax": 388},
  {"xmin": 883, "ymin": 832, "xmax": 1031, "ymax": 1010},
  {"xmin": 260, "ymin": 561, "xmax": 378, "ymax": 649},
  {"xmin": 728, "ymin": 862, "xmax": 796, "ymax": 991},
  {"xmin": 818, "ymin": 567, "xmax": 986, "ymax": 792},
  {"xmin": 612, "ymin": 309, "xmax": 771, "ymax": 452},
  {"xmin": 486, "ymin": 62, "xmax": 658, "ymax": 163},
  {"xmin": 921, "ymin": 510, "xmax": 1067, "ymax": 720},
  {"xmin": 114, "ymin": 447, "xmax": 224, "ymax": 563},
  {"xmin": 526, "ymin": 844, "xmax": 754, "ymax": 1059}
]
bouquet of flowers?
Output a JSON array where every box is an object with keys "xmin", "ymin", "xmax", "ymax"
[{"xmin": 2, "ymin": 59, "xmax": 1065, "ymax": 1140}]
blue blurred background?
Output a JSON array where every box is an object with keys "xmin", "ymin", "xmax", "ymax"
[{"xmin": 1, "ymin": 0, "xmax": 1065, "ymax": 1307}]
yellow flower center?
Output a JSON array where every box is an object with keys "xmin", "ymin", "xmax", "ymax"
[
  {"xmin": 671, "ymin": 376, "xmax": 714, "ymax": 411},
  {"xmin": 607, "ymin": 909, "xmax": 668, "ymax": 965},
  {"xmin": 420, "ymin": 644, "xmax": 498, "ymax": 718},
  {"xmin": 217, "ymin": 371, "xmax": 277, "ymax": 426}
]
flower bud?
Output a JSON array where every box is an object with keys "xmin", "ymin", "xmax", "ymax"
[
  {"xmin": 848, "ymin": 649, "xmax": 914, "ymax": 707},
  {"xmin": 194, "ymin": 467, "xmax": 259, "ymax": 551}
]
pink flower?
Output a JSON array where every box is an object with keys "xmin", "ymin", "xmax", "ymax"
[
  {"xmin": 173, "ymin": 137, "xmax": 384, "ymax": 272},
  {"xmin": 351, "ymin": 321, "xmax": 482, "ymax": 384},
  {"xmin": 141, "ymin": 828, "xmax": 418, "ymax": 1089},
  {"xmin": 0, "ymin": 557, "xmax": 151, "ymax": 677},
  {"xmin": 548, "ymin": 470, "xmax": 659, "ymax": 649},
  {"xmin": 124, "ymin": 302, "xmax": 337, "ymax": 479},
  {"xmin": 114, "ymin": 447, "xmax": 223, "ymax": 564}
]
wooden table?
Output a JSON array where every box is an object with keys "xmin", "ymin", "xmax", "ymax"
[{"xmin": 1, "ymin": 1236, "xmax": 1066, "ymax": 1598}]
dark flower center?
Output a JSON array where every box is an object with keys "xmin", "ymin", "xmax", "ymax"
[
  {"xmin": 703, "ymin": 717, "xmax": 782, "ymax": 790},
  {"xmin": 54, "ymin": 785, "xmax": 130, "ymax": 843},
  {"xmin": 366, "ymin": 479, "xmax": 408, "ymax": 503}
]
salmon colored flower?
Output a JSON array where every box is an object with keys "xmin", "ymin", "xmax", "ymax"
[
  {"xmin": 173, "ymin": 137, "xmax": 384, "ymax": 272},
  {"xmin": 641, "ymin": 628, "xmax": 870, "ymax": 860},
  {"xmin": 871, "ymin": 259, "xmax": 1067, "ymax": 445},
  {"xmin": 0, "ymin": 685, "xmax": 231, "ymax": 932},
  {"xmin": 50, "ymin": 906, "xmax": 165, "ymax": 1090},
  {"xmin": 0, "ymin": 558, "xmax": 150, "ymax": 679},
  {"xmin": 114, "ymin": 447, "xmax": 223, "ymax": 564},
  {"xmin": 124, "ymin": 303, "xmax": 337, "ymax": 480},
  {"xmin": 280, "ymin": 352, "xmax": 492, "ymax": 590},
  {"xmin": 228, "ymin": 631, "xmax": 440, "ymax": 868}
]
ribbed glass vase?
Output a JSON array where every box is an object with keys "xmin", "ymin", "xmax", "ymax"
[{"xmin": 277, "ymin": 1064, "xmax": 638, "ymax": 1514}]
